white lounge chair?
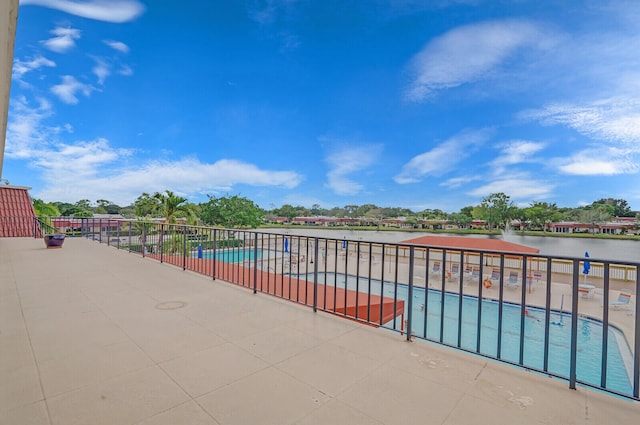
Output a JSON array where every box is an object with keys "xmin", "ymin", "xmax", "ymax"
[
  {"xmin": 430, "ymin": 261, "xmax": 441, "ymax": 276},
  {"xmin": 448, "ymin": 263, "xmax": 460, "ymax": 282},
  {"xmin": 611, "ymin": 289, "xmax": 633, "ymax": 310},
  {"xmin": 506, "ymin": 271, "xmax": 519, "ymax": 289}
]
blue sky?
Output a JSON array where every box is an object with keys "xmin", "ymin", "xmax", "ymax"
[{"xmin": 5, "ymin": 0, "xmax": 640, "ymax": 212}]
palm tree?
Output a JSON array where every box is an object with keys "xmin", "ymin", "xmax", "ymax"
[{"xmin": 153, "ymin": 190, "xmax": 197, "ymax": 254}]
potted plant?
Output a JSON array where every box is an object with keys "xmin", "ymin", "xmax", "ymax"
[
  {"xmin": 33, "ymin": 199, "xmax": 65, "ymax": 248},
  {"xmin": 43, "ymin": 230, "xmax": 65, "ymax": 248}
]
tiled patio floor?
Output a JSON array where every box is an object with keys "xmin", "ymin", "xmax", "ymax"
[{"xmin": 2, "ymin": 237, "xmax": 639, "ymax": 424}]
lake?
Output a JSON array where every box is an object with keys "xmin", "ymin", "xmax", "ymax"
[{"xmin": 262, "ymin": 228, "xmax": 640, "ymax": 263}]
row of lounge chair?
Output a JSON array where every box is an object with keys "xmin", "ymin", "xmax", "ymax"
[
  {"xmin": 429, "ymin": 262, "xmax": 634, "ymax": 311},
  {"xmin": 429, "ymin": 262, "xmax": 536, "ymax": 289}
]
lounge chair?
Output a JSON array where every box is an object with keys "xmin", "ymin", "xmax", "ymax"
[
  {"xmin": 430, "ymin": 261, "xmax": 441, "ymax": 276},
  {"xmin": 506, "ymin": 271, "xmax": 519, "ymax": 289},
  {"xmin": 448, "ymin": 263, "xmax": 460, "ymax": 281},
  {"xmin": 489, "ymin": 268, "xmax": 500, "ymax": 282},
  {"xmin": 469, "ymin": 268, "xmax": 480, "ymax": 282},
  {"xmin": 611, "ymin": 289, "xmax": 633, "ymax": 310}
]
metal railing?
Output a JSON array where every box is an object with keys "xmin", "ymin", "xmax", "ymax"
[{"xmin": 18, "ymin": 217, "xmax": 640, "ymax": 400}]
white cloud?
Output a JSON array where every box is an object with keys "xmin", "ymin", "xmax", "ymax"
[
  {"xmin": 21, "ymin": 0, "xmax": 145, "ymax": 23},
  {"xmin": 394, "ymin": 128, "xmax": 491, "ymax": 183},
  {"xmin": 41, "ymin": 26, "xmax": 81, "ymax": 53},
  {"xmin": 557, "ymin": 148, "xmax": 639, "ymax": 176},
  {"xmin": 36, "ymin": 157, "xmax": 303, "ymax": 205},
  {"xmin": 324, "ymin": 144, "xmax": 382, "ymax": 196},
  {"xmin": 523, "ymin": 98, "xmax": 640, "ymax": 145},
  {"xmin": 522, "ymin": 98, "xmax": 640, "ymax": 176},
  {"xmin": 13, "ymin": 55, "xmax": 56, "ymax": 80},
  {"xmin": 492, "ymin": 140, "xmax": 546, "ymax": 166},
  {"xmin": 440, "ymin": 175, "xmax": 481, "ymax": 189},
  {"xmin": 92, "ymin": 57, "xmax": 110, "ymax": 84},
  {"xmin": 50, "ymin": 75, "xmax": 95, "ymax": 104},
  {"xmin": 117, "ymin": 64, "xmax": 133, "ymax": 76},
  {"xmin": 405, "ymin": 20, "xmax": 554, "ymax": 101},
  {"xmin": 467, "ymin": 174, "xmax": 554, "ymax": 200},
  {"xmin": 5, "ymin": 96, "xmax": 54, "ymax": 159},
  {"xmin": 7, "ymin": 97, "xmax": 302, "ymax": 203},
  {"xmin": 103, "ymin": 39, "xmax": 130, "ymax": 53}
]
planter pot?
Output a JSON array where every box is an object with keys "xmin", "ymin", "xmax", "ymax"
[{"xmin": 44, "ymin": 234, "xmax": 65, "ymax": 248}]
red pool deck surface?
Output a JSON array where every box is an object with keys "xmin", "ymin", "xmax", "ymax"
[
  {"xmin": 2, "ymin": 238, "xmax": 639, "ymax": 425},
  {"xmin": 145, "ymin": 254, "xmax": 405, "ymax": 326}
]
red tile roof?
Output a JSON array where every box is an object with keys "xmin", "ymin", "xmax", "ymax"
[
  {"xmin": 402, "ymin": 235, "xmax": 539, "ymax": 254},
  {"xmin": 0, "ymin": 185, "xmax": 41, "ymax": 237}
]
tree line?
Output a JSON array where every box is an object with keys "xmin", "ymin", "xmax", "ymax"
[{"xmin": 32, "ymin": 191, "xmax": 638, "ymax": 230}]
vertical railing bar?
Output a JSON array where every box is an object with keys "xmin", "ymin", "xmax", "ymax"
[
  {"xmin": 633, "ymin": 268, "xmax": 640, "ymax": 398},
  {"xmin": 423, "ymin": 248, "xmax": 430, "ymax": 340},
  {"xmin": 212, "ymin": 229, "xmax": 217, "ymax": 280},
  {"xmin": 367, "ymin": 242, "xmax": 372, "ymax": 323},
  {"xmin": 440, "ymin": 249, "xmax": 447, "ymax": 343},
  {"xmin": 311, "ymin": 237, "xmax": 319, "ymax": 311},
  {"xmin": 344, "ymin": 240, "xmax": 349, "ymax": 316},
  {"xmin": 457, "ymin": 250, "xmax": 465, "ymax": 347},
  {"xmin": 519, "ymin": 256, "xmax": 527, "ymax": 365},
  {"xmin": 322, "ymin": 239, "xmax": 328, "ymax": 311},
  {"xmin": 569, "ymin": 260, "xmax": 580, "ymax": 390},
  {"xmin": 142, "ymin": 224, "xmax": 147, "ymax": 258},
  {"xmin": 266, "ymin": 234, "xmax": 271, "ymax": 293},
  {"xmin": 543, "ymin": 258, "xmax": 552, "ymax": 372},
  {"xmin": 379, "ymin": 244, "xmax": 386, "ymax": 326},
  {"xmin": 601, "ymin": 262, "xmax": 610, "ymax": 389},
  {"xmin": 355, "ymin": 241, "xmax": 360, "ymax": 320},
  {"xmin": 128, "ymin": 220, "xmax": 132, "ymax": 253},
  {"xmin": 476, "ymin": 252, "xmax": 484, "ymax": 353},
  {"xmin": 160, "ymin": 224, "xmax": 165, "ymax": 264},
  {"xmin": 497, "ymin": 254, "xmax": 505, "ymax": 359},
  {"xmin": 253, "ymin": 233, "xmax": 259, "ymax": 294},
  {"xmin": 296, "ymin": 236, "xmax": 301, "ymax": 302},
  {"xmin": 182, "ymin": 226, "xmax": 187, "ymax": 271},
  {"xmin": 407, "ymin": 246, "xmax": 415, "ymax": 341},
  {"xmin": 393, "ymin": 245, "xmax": 399, "ymax": 330},
  {"xmin": 333, "ymin": 239, "xmax": 338, "ymax": 313}
]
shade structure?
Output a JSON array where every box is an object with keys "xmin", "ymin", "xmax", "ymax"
[{"xmin": 401, "ymin": 235, "xmax": 540, "ymax": 254}]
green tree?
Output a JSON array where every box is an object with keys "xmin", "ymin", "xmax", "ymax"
[
  {"xmin": 134, "ymin": 193, "xmax": 160, "ymax": 217},
  {"xmin": 32, "ymin": 199, "xmax": 61, "ymax": 233},
  {"xmin": 200, "ymin": 195, "xmax": 263, "ymax": 228},
  {"xmin": 449, "ymin": 213, "xmax": 471, "ymax": 229},
  {"xmin": 592, "ymin": 198, "xmax": 632, "ymax": 217},
  {"xmin": 525, "ymin": 202, "xmax": 561, "ymax": 232},
  {"xmin": 477, "ymin": 192, "xmax": 516, "ymax": 231},
  {"xmin": 154, "ymin": 190, "xmax": 196, "ymax": 224},
  {"xmin": 579, "ymin": 205, "xmax": 613, "ymax": 233},
  {"xmin": 274, "ymin": 204, "xmax": 299, "ymax": 222}
]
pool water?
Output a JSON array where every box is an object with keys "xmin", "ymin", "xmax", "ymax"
[
  {"xmin": 312, "ymin": 272, "xmax": 634, "ymax": 396},
  {"xmin": 197, "ymin": 248, "xmax": 262, "ymax": 263}
]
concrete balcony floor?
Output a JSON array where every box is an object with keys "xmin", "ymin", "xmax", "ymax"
[{"xmin": 2, "ymin": 238, "xmax": 639, "ymax": 424}]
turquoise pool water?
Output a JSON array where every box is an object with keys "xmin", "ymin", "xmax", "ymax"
[
  {"xmin": 311, "ymin": 272, "xmax": 634, "ymax": 396},
  {"xmin": 197, "ymin": 248, "xmax": 262, "ymax": 263}
]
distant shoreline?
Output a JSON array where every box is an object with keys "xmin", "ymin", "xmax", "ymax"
[{"xmin": 260, "ymin": 225, "xmax": 640, "ymax": 241}]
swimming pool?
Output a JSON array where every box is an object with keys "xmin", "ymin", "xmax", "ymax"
[
  {"xmin": 197, "ymin": 248, "xmax": 262, "ymax": 263},
  {"xmin": 308, "ymin": 272, "xmax": 634, "ymax": 396}
]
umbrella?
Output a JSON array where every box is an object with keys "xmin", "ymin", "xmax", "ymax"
[
  {"xmin": 583, "ymin": 251, "xmax": 590, "ymax": 275},
  {"xmin": 284, "ymin": 237, "xmax": 289, "ymax": 253},
  {"xmin": 583, "ymin": 251, "xmax": 590, "ymax": 285}
]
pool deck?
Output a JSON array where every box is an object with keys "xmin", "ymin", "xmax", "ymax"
[{"xmin": 2, "ymin": 237, "xmax": 639, "ymax": 425}]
